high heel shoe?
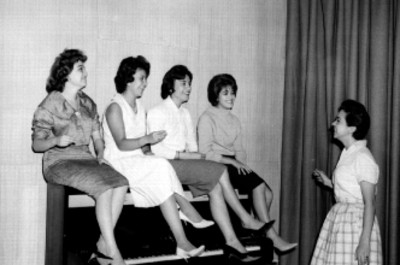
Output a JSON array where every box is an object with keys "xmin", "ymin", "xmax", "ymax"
[
  {"xmin": 178, "ymin": 210, "xmax": 215, "ymax": 229},
  {"xmin": 176, "ymin": 245, "xmax": 205, "ymax": 260},
  {"xmin": 88, "ymin": 251, "xmax": 112, "ymax": 265},
  {"xmin": 223, "ymin": 245, "xmax": 262, "ymax": 263},
  {"xmin": 246, "ymin": 220, "xmax": 275, "ymax": 238}
]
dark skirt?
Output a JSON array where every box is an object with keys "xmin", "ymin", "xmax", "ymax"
[
  {"xmin": 168, "ymin": 159, "xmax": 226, "ymax": 197},
  {"xmin": 44, "ymin": 159, "xmax": 128, "ymax": 199},
  {"xmin": 225, "ymin": 164, "xmax": 264, "ymax": 193}
]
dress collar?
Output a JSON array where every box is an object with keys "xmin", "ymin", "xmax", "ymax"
[
  {"xmin": 165, "ymin": 96, "xmax": 181, "ymax": 111},
  {"xmin": 342, "ymin": 140, "xmax": 367, "ymax": 155}
]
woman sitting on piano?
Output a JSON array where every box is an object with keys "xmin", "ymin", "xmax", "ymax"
[
  {"xmin": 147, "ymin": 65, "xmax": 274, "ymax": 263},
  {"xmin": 198, "ymin": 73, "xmax": 297, "ymax": 253},
  {"xmin": 102, "ymin": 56, "xmax": 207, "ymax": 260},
  {"xmin": 31, "ymin": 49, "xmax": 129, "ymax": 265}
]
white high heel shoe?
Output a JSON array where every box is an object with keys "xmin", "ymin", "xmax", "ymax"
[
  {"xmin": 176, "ymin": 245, "xmax": 205, "ymax": 260},
  {"xmin": 178, "ymin": 210, "xmax": 215, "ymax": 229}
]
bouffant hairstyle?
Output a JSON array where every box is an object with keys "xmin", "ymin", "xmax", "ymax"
[
  {"xmin": 207, "ymin": 74, "xmax": 238, "ymax": 106},
  {"xmin": 114, "ymin": 56, "xmax": 150, "ymax": 93},
  {"xmin": 338, "ymin": 99, "xmax": 370, "ymax": 140},
  {"xmin": 46, "ymin": 49, "xmax": 87, "ymax": 93},
  {"xmin": 161, "ymin": 65, "xmax": 192, "ymax": 99}
]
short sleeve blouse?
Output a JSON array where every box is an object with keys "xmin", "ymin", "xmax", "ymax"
[{"xmin": 333, "ymin": 140, "xmax": 379, "ymax": 203}]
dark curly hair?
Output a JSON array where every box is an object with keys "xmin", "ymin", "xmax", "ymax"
[
  {"xmin": 114, "ymin": 56, "xmax": 150, "ymax": 93},
  {"xmin": 161, "ymin": 65, "xmax": 192, "ymax": 99},
  {"xmin": 207, "ymin": 74, "xmax": 238, "ymax": 106},
  {"xmin": 46, "ymin": 49, "xmax": 87, "ymax": 93},
  {"xmin": 338, "ymin": 99, "xmax": 370, "ymax": 140}
]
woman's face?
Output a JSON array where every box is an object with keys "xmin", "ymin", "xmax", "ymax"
[
  {"xmin": 171, "ymin": 75, "xmax": 191, "ymax": 105},
  {"xmin": 216, "ymin": 85, "xmax": 236, "ymax": 110},
  {"xmin": 128, "ymin": 68, "xmax": 147, "ymax": 98},
  {"xmin": 66, "ymin": 61, "xmax": 87, "ymax": 89},
  {"xmin": 331, "ymin": 110, "xmax": 355, "ymax": 141}
]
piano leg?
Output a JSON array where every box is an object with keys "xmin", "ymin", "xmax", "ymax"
[{"xmin": 46, "ymin": 183, "xmax": 67, "ymax": 265}]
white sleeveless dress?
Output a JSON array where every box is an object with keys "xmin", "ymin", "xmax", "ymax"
[{"xmin": 102, "ymin": 94, "xmax": 185, "ymax": 207}]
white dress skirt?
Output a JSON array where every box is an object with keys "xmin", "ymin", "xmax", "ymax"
[{"xmin": 102, "ymin": 94, "xmax": 185, "ymax": 207}]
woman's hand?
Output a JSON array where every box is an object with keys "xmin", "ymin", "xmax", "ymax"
[
  {"xmin": 232, "ymin": 160, "xmax": 252, "ymax": 175},
  {"xmin": 96, "ymin": 151, "xmax": 108, "ymax": 165},
  {"xmin": 56, "ymin": 135, "xmax": 75, "ymax": 147},
  {"xmin": 356, "ymin": 240, "xmax": 371, "ymax": 265},
  {"xmin": 312, "ymin": 169, "xmax": 332, "ymax": 188},
  {"xmin": 147, "ymin": 130, "xmax": 167, "ymax": 145}
]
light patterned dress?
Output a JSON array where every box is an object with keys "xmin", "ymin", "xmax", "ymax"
[
  {"xmin": 310, "ymin": 140, "xmax": 383, "ymax": 265},
  {"xmin": 102, "ymin": 94, "xmax": 186, "ymax": 208}
]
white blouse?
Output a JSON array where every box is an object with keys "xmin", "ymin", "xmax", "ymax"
[
  {"xmin": 147, "ymin": 97, "xmax": 198, "ymax": 159},
  {"xmin": 333, "ymin": 140, "xmax": 379, "ymax": 203}
]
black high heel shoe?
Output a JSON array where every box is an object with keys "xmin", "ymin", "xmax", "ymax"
[
  {"xmin": 223, "ymin": 245, "xmax": 262, "ymax": 264},
  {"xmin": 88, "ymin": 251, "xmax": 113, "ymax": 265},
  {"xmin": 247, "ymin": 220, "xmax": 275, "ymax": 238}
]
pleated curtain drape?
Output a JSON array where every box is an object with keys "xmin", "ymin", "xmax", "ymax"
[{"xmin": 280, "ymin": 0, "xmax": 400, "ymax": 264}]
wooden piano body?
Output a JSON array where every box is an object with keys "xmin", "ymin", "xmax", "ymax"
[{"xmin": 45, "ymin": 183, "xmax": 274, "ymax": 265}]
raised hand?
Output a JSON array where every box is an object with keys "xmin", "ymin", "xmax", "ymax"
[{"xmin": 312, "ymin": 169, "xmax": 332, "ymax": 187}]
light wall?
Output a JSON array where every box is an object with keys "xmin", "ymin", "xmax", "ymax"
[{"xmin": 0, "ymin": 1, "xmax": 287, "ymax": 264}]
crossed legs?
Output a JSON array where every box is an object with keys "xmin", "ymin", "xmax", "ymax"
[{"xmin": 218, "ymin": 169, "xmax": 265, "ymax": 230}]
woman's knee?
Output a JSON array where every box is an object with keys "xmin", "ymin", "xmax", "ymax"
[
  {"xmin": 219, "ymin": 168, "xmax": 230, "ymax": 184},
  {"xmin": 209, "ymin": 183, "xmax": 223, "ymax": 197},
  {"xmin": 262, "ymin": 183, "xmax": 273, "ymax": 202}
]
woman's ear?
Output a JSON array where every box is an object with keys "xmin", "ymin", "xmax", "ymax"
[{"xmin": 349, "ymin": 126, "xmax": 357, "ymax": 135}]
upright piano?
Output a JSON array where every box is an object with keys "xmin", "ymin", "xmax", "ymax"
[{"xmin": 46, "ymin": 183, "xmax": 274, "ymax": 265}]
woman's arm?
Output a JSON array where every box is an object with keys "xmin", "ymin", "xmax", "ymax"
[
  {"xmin": 312, "ymin": 169, "xmax": 333, "ymax": 188},
  {"xmin": 184, "ymin": 111, "xmax": 198, "ymax": 152},
  {"xmin": 197, "ymin": 114, "xmax": 222, "ymax": 162},
  {"xmin": 32, "ymin": 135, "xmax": 75, "ymax": 153},
  {"xmin": 32, "ymin": 106, "xmax": 75, "ymax": 152},
  {"xmin": 233, "ymin": 121, "xmax": 247, "ymax": 163},
  {"xmin": 92, "ymin": 130, "xmax": 107, "ymax": 164},
  {"xmin": 106, "ymin": 103, "xmax": 166, "ymax": 152},
  {"xmin": 355, "ymin": 181, "xmax": 376, "ymax": 264}
]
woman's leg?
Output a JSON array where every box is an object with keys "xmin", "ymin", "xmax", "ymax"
[
  {"xmin": 207, "ymin": 183, "xmax": 247, "ymax": 253},
  {"xmin": 97, "ymin": 186, "xmax": 128, "ymax": 251},
  {"xmin": 160, "ymin": 195, "xmax": 197, "ymax": 251},
  {"xmin": 252, "ymin": 183, "xmax": 273, "ymax": 222},
  {"xmin": 95, "ymin": 188, "xmax": 127, "ymax": 265},
  {"xmin": 218, "ymin": 169, "xmax": 264, "ymax": 230},
  {"xmin": 174, "ymin": 193, "xmax": 203, "ymax": 222},
  {"xmin": 252, "ymin": 183, "xmax": 297, "ymax": 251}
]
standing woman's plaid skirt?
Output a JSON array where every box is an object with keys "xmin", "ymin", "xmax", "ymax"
[{"xmin": 310, "ymin": 202, "xmax": 382, "ymax": 265}]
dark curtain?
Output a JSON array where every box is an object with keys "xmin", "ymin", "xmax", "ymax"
[{"xmin": 280, "ymin": 1, "xmax": 400, "ymax": 265}]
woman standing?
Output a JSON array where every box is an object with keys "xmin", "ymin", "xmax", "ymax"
[
  {"xmin": 102, "ymin": 56, "xmax": 206, "ymax": 259},
  {"xmin": 32, "ymin": 49, "xmax": 129, "ymax": 265},
  {"xmin": 311, "ymin": 99, "xmax": 382, "ymax": 265},
  {"xmin": 197, "ymin": 73, "xmax": 297, "ymax": 253}
]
